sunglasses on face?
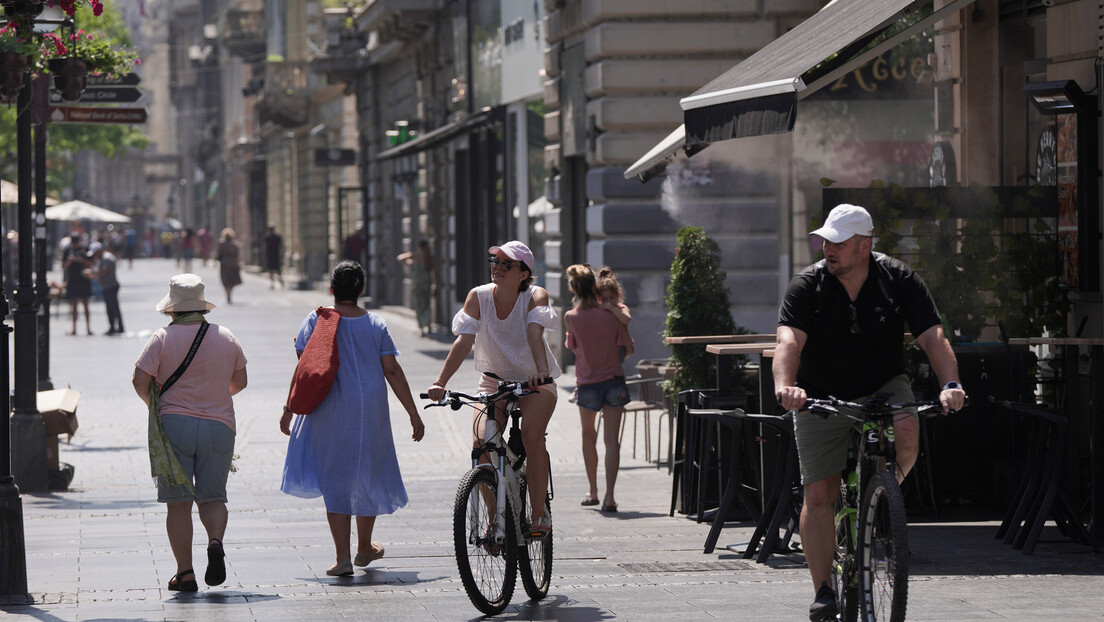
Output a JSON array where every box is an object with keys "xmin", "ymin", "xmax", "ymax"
[{"xmin": 488, "ymin": 257, "xmax": 516, "ymax": 271}]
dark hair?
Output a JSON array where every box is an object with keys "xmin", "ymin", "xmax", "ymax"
[
  {"xmin": 331, "ymin": 260, "xmax": 365, "ymax": 301},
  {"xmin": 566, "ymin": 264, "xmax": 598, "ymax": 308},
  {"xmin": 518, "ymin": 265, "xmax": 534, "ymax": 291}
]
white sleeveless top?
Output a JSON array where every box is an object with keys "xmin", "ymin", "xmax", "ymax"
[{"xmin": 452, "ymin": 283, "xmax": 561, "ymax": 382}]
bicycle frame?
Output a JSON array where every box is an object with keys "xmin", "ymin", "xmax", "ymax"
[{"xmin": 472, "ymin": 401, "xmax": 528, "ymax": 547}]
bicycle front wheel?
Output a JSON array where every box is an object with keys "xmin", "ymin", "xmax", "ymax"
[
  {"xmin": 858, "ymin": 470, "xmax": 909, "ymax": 622},
  {"xmin": 518, "ymin": 472, "xmax": 553, "ymax": 600},
  {"xmin": 454, "ymin": 467, "xmax": 517, "ymax": 615}
]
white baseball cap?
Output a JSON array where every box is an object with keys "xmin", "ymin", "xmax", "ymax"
[{"xmin": 810, "ymin": 204, "xmax": 874, "ymax": 243}]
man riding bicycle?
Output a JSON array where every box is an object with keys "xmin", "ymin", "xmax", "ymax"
[
  {"xmin": 773, "ymin": 204, "xmax": 967, "ymax": 621},
  {"xmin": 426, "ymin": 241, "xmax": 560, "ymax": 538}
]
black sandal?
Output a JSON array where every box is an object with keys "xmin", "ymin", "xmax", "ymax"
[
  {"xmin": 168, "ymin": 569, "xmax": 198, "ymax": 592},
  {"xmin": 205, "ymin": 538, "xmax": 226, "ymax": 586}
]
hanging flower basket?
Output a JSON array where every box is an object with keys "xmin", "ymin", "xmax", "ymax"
[
  {"xmin": 0, "ymin": 51, "xmax": 29, "ymax": 100},
  {"xmin": 47, "ymin": 56, "xmax": 87, "ymax": 102},
  {"xmin": 0, "ymin": 0, "xmax": 46, "ymax": 20}
]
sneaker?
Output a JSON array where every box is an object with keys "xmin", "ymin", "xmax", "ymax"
[{"xmin": 809, "ymin": 582, "xmax": 838, "ymax": 621}]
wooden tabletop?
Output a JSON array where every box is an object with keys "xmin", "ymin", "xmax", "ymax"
[
  {"xmin": 1007, "ymin": 337, "xmax": 1104, "ymax": 346},
  {"xmin": 705, "ymin": 343, "xmax": 778, "ymax": 355},
  {"xmin": 665, "ymin": 333, "xmax": 776, "ymax": 345}
]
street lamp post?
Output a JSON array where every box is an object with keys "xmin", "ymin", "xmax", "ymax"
[
  {"xmin": 34, "ymin": 73, "xmax": 51, "ymax": 391},
  {"xmin": 0, "ymin": 58, "xmax": 36, "ymax": 603},
  {"xmin": 9, "ymin": 44, "xmax": 45, "ymax": 495}
]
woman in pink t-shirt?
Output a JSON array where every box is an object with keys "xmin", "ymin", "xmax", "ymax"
[
  {"xmin": 565, "ymin": 264, "xmax": 630, "ymax": 513},
  {"xmin": 132, "ymin": 274, "xmax": 248, "ymax": 593}
]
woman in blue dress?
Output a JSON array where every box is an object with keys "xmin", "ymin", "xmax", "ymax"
[{"xmin": 280, "ymin": 261, "xmax": 426, "ymax": 576}]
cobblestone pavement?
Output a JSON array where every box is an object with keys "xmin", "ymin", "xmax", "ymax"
[{"xmin": 2, "ymin": 258, "xmax": 1102, "ymax": 621}]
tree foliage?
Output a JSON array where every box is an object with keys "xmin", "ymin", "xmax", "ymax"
[{"xmin": 0, "ymin": 0, "xmax": 148, "ymax": 192}]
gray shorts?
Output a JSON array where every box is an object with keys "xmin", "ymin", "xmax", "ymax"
[
  {"xmin": 158, "ymin": 414, "xmax": 236, "ymax": 504},
  {"xmin": 793, "ymin": 374, "xmax": 916, "ymax": 485}
]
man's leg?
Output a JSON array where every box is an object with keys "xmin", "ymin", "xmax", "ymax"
[
  {"xmin": 892, "ymin": 412, "xmax": 919, "ymax": 482},
  {"xmin": 802, "ymin": 473, "xmax": 842, "ymax": 590}
]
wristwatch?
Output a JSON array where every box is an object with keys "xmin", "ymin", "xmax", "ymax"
[{"xmin": 942, "ymin": 381, "xmax": 962, "ymax": 392}]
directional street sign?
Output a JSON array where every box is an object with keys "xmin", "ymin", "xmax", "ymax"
[
  {"xmin": 49, "ymin": 87, "xmax": 143, "ymax": 104},
  {"xmin": 48, "ymin": 106, "xmax": 147, "ymax": 125},
  {"xmin": 85, "ymin": 73, "xmax": 141, "ymax": 87}
]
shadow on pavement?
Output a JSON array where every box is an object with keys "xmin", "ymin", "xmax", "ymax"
[
  {"xmin": 486, "ymin": 594, "xmax": 616, "ymax": 622},
  {"xmin": 909, "ymin": 522, "xmax": 1104, "ymax": 576}
]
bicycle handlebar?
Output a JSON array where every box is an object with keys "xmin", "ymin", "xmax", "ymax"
[
  {"xmin": 799, "ymin": 395, "xmax": 968, "ymax": 420},
  {"xmin": 419, "ymin": 377, "xmax": 554, "ymax": 409}
]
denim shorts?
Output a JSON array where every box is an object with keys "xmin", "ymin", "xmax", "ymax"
[
  {"xmin": 576, "ymin": 378, "xmax": 630, "ymax": 412},
  {"xmin": 793, "ymin": 374, "xmax": 916, "ymax": 485},
  {"xmin": 158, "ymin": 414, "xmax": 236, "ymax": 504}
]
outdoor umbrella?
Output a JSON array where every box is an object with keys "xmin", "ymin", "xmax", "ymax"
[
  {"xmin": 1, "ymin": 179, "xmax": 59, "ymax": 205},
  {"xmin": 45, "ymin": 200, "xmax": 130, "ymax": 223}
]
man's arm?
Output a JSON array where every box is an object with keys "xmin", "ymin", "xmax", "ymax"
[
  {"xmin": 915, "ymin": 324, "xmax": 965, "ymax": 413},
  {"xmin": 773, "ymin": 325, "xmax": 808, "ymax": 411}
]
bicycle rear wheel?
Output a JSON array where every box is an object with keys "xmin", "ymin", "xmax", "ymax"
[
  {"xmin": 518, "ymin": 472, "xmax": 553, "ymax": 600},
  {"xmin": 454, "ymin": 467, "xmax": 517, "ymax": 615},
  {"xmin": 834, "ymin": 489, "xmax": 859, "ymax": 622},
  {"xmin": 858, "ymin": 470, "xmax": 909, "ymax": 622}
]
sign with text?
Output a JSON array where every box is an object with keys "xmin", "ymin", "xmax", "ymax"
[
  {"xmin": 86, "ymin": 73, "xmax": 141, "ymax": 87},
  {"xmin": 49, "ymin": 86, "xmax": 143, "ymax": 104},
  {"xmin": 315, "ymin": 148, "xmax": 357, "ymax": 167},
  {"xmin": 48, "ymin": 106, "xmax": 147, "ymax": 124}
]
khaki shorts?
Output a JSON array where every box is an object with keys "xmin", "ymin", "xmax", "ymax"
[
  {"xmin": 158, "ymin": 414, "xmax": 236, "ymax": 504},
  {"xmin": 793, "ymin": 374, "xmax": 916, "ymax": 485}
]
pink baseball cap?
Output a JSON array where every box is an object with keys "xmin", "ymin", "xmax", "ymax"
[{"xmin": 488, "ymin": 241, "xmax": 534, "ymax": 272}]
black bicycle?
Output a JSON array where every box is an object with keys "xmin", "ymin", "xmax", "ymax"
[
  {"xmin": 800, "ymin": 395, "xmax": 964, "ymax": 622},
  {"xmin": 421, "ymin": 379, "xmax": 553, "ymax": 615}
]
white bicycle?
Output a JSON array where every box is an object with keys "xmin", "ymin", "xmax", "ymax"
[{"xmin": 421, "ymin": 379, "xmax": 553, "ymax": 615}]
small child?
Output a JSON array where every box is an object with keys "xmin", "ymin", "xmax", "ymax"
[{"xmin": 597, "ymin": 267, "xmax": 633, "ymax": 361}]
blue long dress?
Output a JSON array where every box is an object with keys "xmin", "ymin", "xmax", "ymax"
[{"xmin": 281, "ymin": 310, "xmax": 409, "ymax": 516}]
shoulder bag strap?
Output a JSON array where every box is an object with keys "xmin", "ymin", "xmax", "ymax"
[{"xmin": 160, "ymin": 322, "xmax": 210, "ymax": 395}]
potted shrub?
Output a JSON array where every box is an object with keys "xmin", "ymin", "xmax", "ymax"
[{"xmin": 662, "ymin": 225, "xmax": 754, "ymax": 401}]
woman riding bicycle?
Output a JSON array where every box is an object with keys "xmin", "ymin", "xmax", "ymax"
[{"xmin": 427, "ymin": 241, "xmax": 560, "ymax": 536}]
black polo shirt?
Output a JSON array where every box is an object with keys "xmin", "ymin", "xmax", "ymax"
[{"xmin": 778, "ymin": 252, "xmax": 941, "ymax": 400}]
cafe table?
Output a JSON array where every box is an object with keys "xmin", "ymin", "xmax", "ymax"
[
  {"xmin": 705, "ymin": 342, "xmax": 778, "ymax": 411},
  {"xmin": 664, "ymin": 333, "xmax": 776, "ymax": 346},
  {"xmin": 1007, "ymin": 337, "xmax": 1104, "ymax": 550}
]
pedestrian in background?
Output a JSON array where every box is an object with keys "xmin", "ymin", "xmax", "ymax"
[
  {"xmin": 181, "ymin": 228, "xmax": 196, "ymax": 273},
  {"xmin": 124, "ymin": 228, "xmax": 137, "ymax": 268},
  {"xmin": 132, "ymin": 274, "xmax": 248, "ymax": 592},
  {"xmin": 280, "ymin": 260, "xmax": 425, "ymax": 576},
  {"xmin": 396, "ymin": 239, "xmax": 435, "ymax": 335},
  {"xmin": 62, "ymin": 233, "xmax": 93, "ymax": 336},
  {"xmin": 216, "ymin": 228, "xmax": 242, "ymax": 304},
  {"xmin": 565, "ymin": 264, "xmax": 630, "ymax": 513},
  {"xmin": 342, "ymin": 222, "xmax": 365, "ymax": 263},
  {"xmin": 89, "ymin": 242, "xmax": 125, "ymax": 335},
  {"xmin": 263, "ymin": 225, "xmax": 284, "ymax": 289},
  {"xmin": 197, "ymin": 227, "xmax": 214, "ymax": 267}
]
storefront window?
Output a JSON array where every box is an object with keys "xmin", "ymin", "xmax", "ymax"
[
  {"xmin": 470, "ymin": 0, "xmax": 502, "ymax": 110},
  {"xmin": 450, "ymin": 2, "xmax": 469, "ymax": 115}
]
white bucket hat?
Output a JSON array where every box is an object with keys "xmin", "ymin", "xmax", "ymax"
[{"xmin": 156, "ymin": 274, "xmax": 216, "ymax": 313}]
